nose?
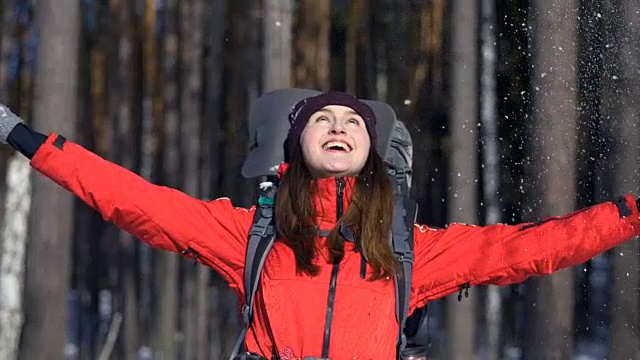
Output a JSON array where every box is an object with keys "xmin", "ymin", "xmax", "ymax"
[{"xmin": 329, "ymin": 121, "xmax": 346, "ymax": 134}]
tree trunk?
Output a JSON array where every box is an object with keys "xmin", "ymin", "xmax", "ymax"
[
  {"xmin": 202, "ymin": 2, "xmax": 228, "ymax": 357},
  {"xmin": 385, "ymin": 0, "xmax": 410, "ymax": 121},
  {"xmin": 201, "ymin": 0, "xmax": 227, "ymax": 202},
  {"xmin": 0, "ymin": 155, "xmax": 31, "ymax": 360},
  {"xmin": 479, "ymin": 1, "xmax": 503, "ymax": 359},
  {"xmin": 0, "ymin": 0, "xmax": 19, "ymax": 271},
  {"xmin": 262, "ymin": 0, "xmax": 292, "ymax": 93},
  {"xmin": 0, "ymin": 0, "xmax": 17, "ymax": 99},
  {"xmin": 406, "ymin": 0, "xmax": 447, "ymax": 230},
  {"xmin": 108, "ymin": 0, "xmax": 141, "ymax": 357},
  {"xmin": 178, "ymin": 0, "xmax": 208, "ymax": 358},
  {"xmin": 292, "ymin": 0, "xmax": 331, "ymax": 91},
  {"xmin": 523, "ymin": 2, "xmax": 579, "ymax": 359},
  {"xmin": 216, "ymin": 2, "xmax": 261, "ymax": 356},
  {"xmin": 224, "ymin": 0, "xmax": 259, "ymax": 206},
  {"xmin": 141, "ymin": 1, "xmax": 181, "ymax": 359},
  {"xmin": 19, "ymin": 1, "xmax": 80, "ymax": 358},
  {"xmin": 346, "ymin": 0, "xmax": 363, "ymax": 96},
  {"xmin": 445, "ymin": 1, "xmax": 479, "ymax": 359},
  {"xmin": 603, "ymin": 0, "xmax": 640, "ymax": 358},
  {"xmin": 140, "ymin": 0, "xmax": 177, "ymax": 358}
]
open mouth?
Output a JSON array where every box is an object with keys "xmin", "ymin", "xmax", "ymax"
[{"xmin": 322, "ymin": 141, "xmax": 352, "ymax": 153}]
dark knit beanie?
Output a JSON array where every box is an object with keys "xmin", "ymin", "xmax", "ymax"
[{"xmin": 283, "ymin": 91, "xmax": 378, "ymax": 162}]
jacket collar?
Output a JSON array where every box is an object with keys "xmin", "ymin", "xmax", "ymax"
[{"xmin": 276, "ymin": 163, "xmax": 356, "ymax": 230}]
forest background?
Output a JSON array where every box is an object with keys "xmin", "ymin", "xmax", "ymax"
[{"xmin": 0, "ymin": 0, "xmax": 638, "ymax": 359}]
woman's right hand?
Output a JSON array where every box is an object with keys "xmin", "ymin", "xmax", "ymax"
[{"xmin": 0, "ymin": 104, "xmax": 24, "ymax": 144}]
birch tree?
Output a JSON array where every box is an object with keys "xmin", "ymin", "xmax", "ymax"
[{"xmin": 0, "ymin": 156, "xmax": 31, "ymax": 360}]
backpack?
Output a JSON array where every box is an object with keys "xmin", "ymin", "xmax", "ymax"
[{"xmin": 231, "ymin": 89, "xmax": 419, "ymax": 360}]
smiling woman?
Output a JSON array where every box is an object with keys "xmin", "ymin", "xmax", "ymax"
[
  {"xmin": 1, "ymin": 87, "xmax": 639, "ymax": 360},
  {"xmin": 300, "ymin": 105, "xmax": 371, "ymax": 178}
]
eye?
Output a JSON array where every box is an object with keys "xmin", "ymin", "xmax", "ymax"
[
  {"xmin": 316, "ymin": 115, "xmax": 329, "ymax": 122},
  {"xmin": 347, "ymin": 117, "xmax": 361, "ymax": 125}
]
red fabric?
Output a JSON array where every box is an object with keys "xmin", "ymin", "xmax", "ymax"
[{"xmin": 31, "ymin": 133, "xmax": 640, "ymax": 360}]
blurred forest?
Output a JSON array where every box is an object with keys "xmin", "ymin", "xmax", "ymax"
[{"xmin": 0, "ymin": 0, "xmax": 638, "ymax": 359}]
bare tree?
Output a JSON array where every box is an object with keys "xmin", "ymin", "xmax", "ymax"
[
  {"xmin": 147, "ymin": 0, "xmax": 181, "ymax": 357},
  {"xmin": 346, "ymin": 0, "xmax": 363, "ymax": 96},
  {"xmin": 0, "ymin": 0, "xmax": 19, "ymax": 266},
  {"xmin": 405, "ymin": 0, "xmax": 447, "ymax": 232},
  {"xmin": 19, "ymin": 0, "xmax": 80, "ymax": 358},
  {"xmin": 202, "ymin": 1, "xmax": 228, "ymax": 356},
  {"xmin": 479, "ymin": 1, "xmax": 503, "ymax": 359},
  {"xmin": 602, "ymin": 0, "xmax": 640, "ymax": 358},
  {"xmin": 385, "ymin": 0, "xmax": 410, "ymax": 121},
  {"xmin": 293, "ymin": 0, "xmax": 331, "ymax": 91},
  {"xmin": 263, "ymin": 0, "xmax": 292, "ymax": 93},
  {"xmin": 445, "ymin": 1, "xmax": 479, "ymax": 359},
  {"xmin": 0, "ymin": 0, "xmax": 17, "ymax": 99},
  {"xmin": 0, "ymin": 155, "xmax": 31, "ymax": 360},
  {"xmin": 107, "ymin": 0, "xmax": 141, "ymax": 356},
  {"xmin": 523, "ymin": 2, "xmax": 579, "ymax": 359},
  {"xmin": 131, "ymin": 0, "xmax": 169, "ymax": 357},
  {"xmin": 178, "ymin": 0, "xmax": 209, "ymax": 358}
]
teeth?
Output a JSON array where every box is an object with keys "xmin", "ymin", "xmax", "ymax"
[{"xmin": 323, "ymin": 141, "xmax": 350, "ymax": 151}]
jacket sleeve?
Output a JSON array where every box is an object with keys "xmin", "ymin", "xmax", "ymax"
[
  {"xmin": 409, "ymin": 195, "xmax": 640, "ymax": 312},
  {"xmin": 30, "ymin": 133, "xmax": 254, "ymax": 292}
]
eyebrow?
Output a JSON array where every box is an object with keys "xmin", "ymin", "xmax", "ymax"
[{"xmin": 316, "ymin": 108, "xmax": 361, "ymax": 117}]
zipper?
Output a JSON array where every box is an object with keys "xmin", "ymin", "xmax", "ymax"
[
  {"xmin": 336, "ymin": 177, "xmax": 344, "ymax": 219},
  {"xmin": 321, "ymin": 178, "xmax": 345, "ymax": 358}
]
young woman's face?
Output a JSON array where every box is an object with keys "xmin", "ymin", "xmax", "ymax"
[{"xmin": 299, "ymin": 105, "xmax": 371, "ymax": 178}]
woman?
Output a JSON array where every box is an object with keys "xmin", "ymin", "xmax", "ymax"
[{"xmin": 0, "ymin": 92, "xmax": 638, "ymax": 360}]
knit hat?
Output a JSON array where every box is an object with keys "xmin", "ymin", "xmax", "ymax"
[
  {"xmin": 241, "ymin": 88, "xmax": 397, "ymax": 178},
  {"xmin": 283, "ymin": 92, "xmax": 378, "ymax": 162}
]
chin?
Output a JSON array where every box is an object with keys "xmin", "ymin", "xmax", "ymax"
[{"xmin": 312, "ymin": 168, "xmax": 350, "ymax": 178}]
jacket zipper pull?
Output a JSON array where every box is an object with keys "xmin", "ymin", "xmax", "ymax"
[
  {"xmin": 457, "ymin": 283, "xmax": 470, "ymax": 302},
  {"xmin": 336, "ymin": 177, "xmax": 344, "ymax": 219}
]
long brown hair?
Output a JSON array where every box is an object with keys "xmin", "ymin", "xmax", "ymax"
[{"xmin": 275, "ymin": 148, "xmax": 397, "ymax": 281}]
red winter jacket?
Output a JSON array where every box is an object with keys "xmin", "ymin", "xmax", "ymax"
[{"xmin": 30, "ymin": 133, "xmax": 640, "ymax": 360}]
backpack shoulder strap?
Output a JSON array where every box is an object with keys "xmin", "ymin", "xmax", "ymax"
[
  {"xmin": 229, "ymin": 179, "xmax": 279, "ymax": 360},
  {"xmin": 389, "ymin": 168, "xmax": 417, "ymax": 358}
]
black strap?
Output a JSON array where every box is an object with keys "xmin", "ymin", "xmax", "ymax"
[
  {"xmin": 317, "ymin": 224, "xmax": 356, "ymax": 243},
  {"xmin": 389, "ymin": 168, "xmax": 416, "ymax": 357},
  {"xmin": 229, "ymin": 180, "xmax": 279, "ymax": 360}
]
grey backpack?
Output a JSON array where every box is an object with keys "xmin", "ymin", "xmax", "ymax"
[{"xmin": 232, "ymin": 89, "xmax": 417, "ymax": 360}]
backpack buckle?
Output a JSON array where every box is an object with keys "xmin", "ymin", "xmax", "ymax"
[
  {"xmin": 241, "ymin": 303, "xmax": 251, "ymax": 325},
  {"xmin": 396, "ymin": 251, "xmax": 414, "ymax": 264}
]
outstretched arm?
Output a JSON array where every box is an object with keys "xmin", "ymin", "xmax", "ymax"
[
  {"xmin": 0, "ymin": 105, "xmax": 253, "ymax": 291},
  {"xmin": 409, "ymin": 195, "xmax": 640, "ymax": 312}
]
